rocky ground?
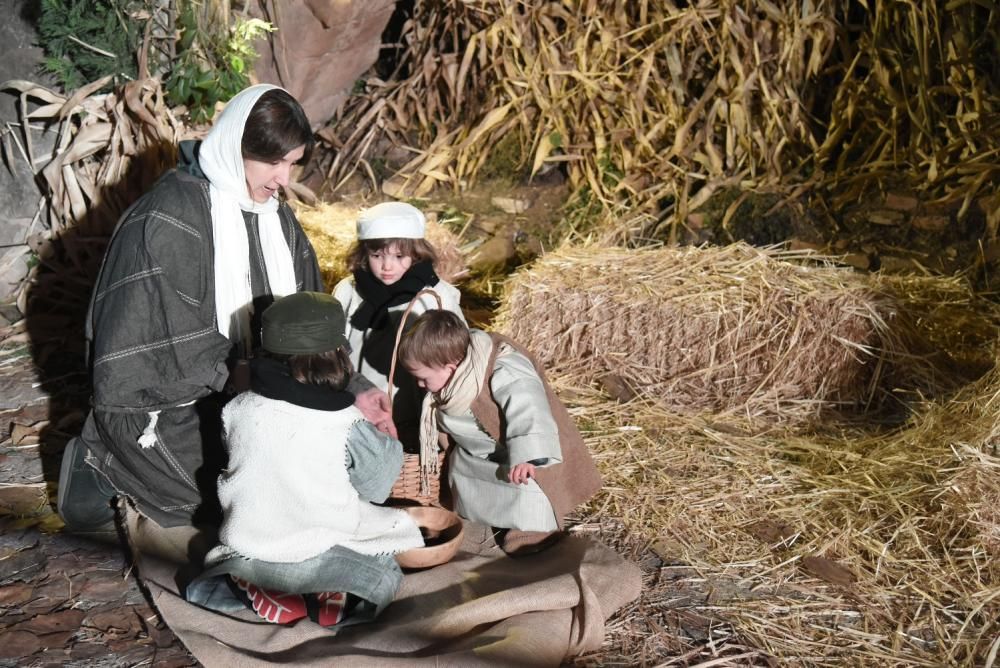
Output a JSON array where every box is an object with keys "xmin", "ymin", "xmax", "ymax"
[{"xmin": 0, "ymin": 342, "xmax": 196, "ymax": 666}]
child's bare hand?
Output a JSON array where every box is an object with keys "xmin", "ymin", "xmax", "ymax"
[{"xmin": 508, "ymin": 462, "xmax": 536, "ymax": 485}]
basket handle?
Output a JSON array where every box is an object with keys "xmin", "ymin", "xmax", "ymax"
[{"xmin": 387, "ymin": 288, "xmax": 444, "ymax": 403}]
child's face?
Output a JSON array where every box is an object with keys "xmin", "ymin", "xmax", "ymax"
[
  {"xmin": 367, "ymin": 243, "xmax": 413, "ymax": 286},
  {"xmin": 406, "ymin": 361, "xmax": 457, "ymax": 394}
]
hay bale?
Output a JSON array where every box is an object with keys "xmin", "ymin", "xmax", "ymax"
[
  {"xmin": 294, "ymin": 201, "xmax": 467, "ymax": 291},
  {"xmin": 543, "ymin": 251, "xmax": 1000, "ymax": 664},
  {"xmin": 496, "ymin": 242, "xmax": 998, "ymax": 424},
  {"xmin": 494, "ymin": 243, "xmax": 892, "ymax": 424}
]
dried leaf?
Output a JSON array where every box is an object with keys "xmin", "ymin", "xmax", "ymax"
[
  {"xmin": 10, "ymin": 423, "xmax": 38, "ymax": 445},
  {"xmin": 122, "ymin": 79, "xmax": 159, "ymax": 128},
  {"xmin": 747, "ymin": 519, "xmax": 795, "ymax": 545},
  {"xmin": 0, "ymin": 80, "xmax": 65, "ymax": 104},
  {"xmin": 18, "ymin": 608, "xmax": 86, "ymax": 634},
  {"xmin": 530, "ymin": 131, "xmax": 559, "ymax": 177},
  {"xmin": 85, "ymin": 609, "xmax": 130, "ymax": 633},
  {"xmin": 56, "ymin": 75, "xmax": 114, "ymax": 119},
  {"xmin": 0, "ymin": 483, "xmax": 48, "ymax": 515},
  {"xmin": 801, "ymin": 555, "xmax": 855, "ymax": 587}
]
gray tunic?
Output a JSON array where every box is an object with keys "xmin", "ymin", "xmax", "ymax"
[
  {"xmin": 78, "ymin": 169, "xmax": 323, "ymax": 527},
  {"xmin": 440, "ymin": 350, "xmax": 561, "ymax": 531}
]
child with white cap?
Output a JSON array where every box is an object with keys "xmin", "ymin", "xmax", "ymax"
[{"xmin": 333, "ymin": 201, "xmax": 466, "ymax": 447}]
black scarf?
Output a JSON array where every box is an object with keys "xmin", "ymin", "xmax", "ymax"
[
  {"xmin": 350, "ymin": 261, "xmax": 439, "ymax": 331},
  {"xmin": 249, "ymin": 357, "xmax": 355, "ymax": 411}
]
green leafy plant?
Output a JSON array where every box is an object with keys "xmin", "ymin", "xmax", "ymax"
[
  {"xmin": 164, "ymin": 10, "xmax": 274, "ymax": 122},
  {"xmin": 37, "ymin": 0, "xmax": 141, "ymax": 90},
  {"xmin": 37, "ymin": 0, "xmax": 274, "ymax": 122}
]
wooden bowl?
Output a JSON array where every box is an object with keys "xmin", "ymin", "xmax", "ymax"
[{"xmin": 396, "ymin": 506, "xmax": 464, "ymax": 569}]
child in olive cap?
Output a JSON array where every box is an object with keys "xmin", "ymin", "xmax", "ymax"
[{"xmin": 186, "ymin": 292, "xmax": 422, "ymax": 627}]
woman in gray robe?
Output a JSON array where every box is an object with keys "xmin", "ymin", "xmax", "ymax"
[{"xmin": 57, "ymin": 85, "xmax": 392, "ymax": 557}]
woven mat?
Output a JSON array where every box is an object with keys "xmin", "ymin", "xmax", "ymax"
[{"xmin": 140, "ymin": 524, "xmax": 641, "ymax": 667}]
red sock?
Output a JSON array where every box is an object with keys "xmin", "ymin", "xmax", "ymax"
[
  {"xmin": 231, "ymin": 576, "xmax": 308, "ymax": 625},
  {"xmin": 314, "ymin": 591, "xmax": 347, "ymax": 627}
]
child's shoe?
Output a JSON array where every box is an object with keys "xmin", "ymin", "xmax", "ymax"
[
  {"xmin": 314, "ymin": 591, "xmax": 348, "ymax": 627},
  {"xmin": 500, "ymin": 529, "xmax": 563, "ymax": 557},
  {"xmin": 231, "ymin": 576, "xmax": 308, "ymax": 624}
]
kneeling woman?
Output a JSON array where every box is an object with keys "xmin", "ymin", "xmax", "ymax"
[{"xmin": 187, "ymin": 293, "xmax": 422, "ymax": 627}]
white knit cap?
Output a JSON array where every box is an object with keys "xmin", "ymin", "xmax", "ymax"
[{"xmin": 357, "ymin": 202, "xmax": 426, "ymax": 240}]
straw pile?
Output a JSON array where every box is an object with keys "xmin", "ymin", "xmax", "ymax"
[
  {"xmin": 294, "ymin": 201, "xmax": 468, "ymax": 291},
  {"xmin": 496, "ymin": 243, "xmax": 949, "ymax": 425},
  {"xmin": 568, "ymin": 374, "xmax": 1000, "ymax": 665},
  {"xmin": 945, "ymin": 450, "xmax": 1000, "ymax": 558}
]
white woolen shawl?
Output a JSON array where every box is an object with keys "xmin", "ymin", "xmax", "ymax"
[{"xmin": 199, "ymin": 83, "xmax": 297, "ymax": 352}]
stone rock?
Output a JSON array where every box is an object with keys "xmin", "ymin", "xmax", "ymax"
[
  {"xmin": 468, "ymin": 234, "xmax": 516, "ymax": 273},
  {"xmin": 1, "ymin": 0, "xmax": 63, "ymax": 305},
  {"xmin": 878, "ymin": 255, "xmax": 918, "ymax": 273},
  {"xmin": 0, "ymin": 247, "xmax": 30, "ymax": 300},
  {"xmin": 787, "ymin": 238, "xmax": 824, "ymax": 252},
  {"xmin": 249, "ymin": 0, "xmax": 396, "ymax": 129},
  {"xmin": 0, "ymin": 1, "xmax": 60, "ymax": 118},
  {"xmin": 0, "ymin": 125, "xmax": 55, "ymax": 302},
  {"xmin": 0, "ymin": 0, "xmax": 60, "ymax": 228},
  {"xmin": 841, "ymin": 253, "xmax": 870, "ymax": 270},
  {"xmin": 490, "ymin": 196, "xmax": 531, "ymax": 215},
  {"xmin": 0, "ymin": 361, "xmax": 48, "ymax": 410}
]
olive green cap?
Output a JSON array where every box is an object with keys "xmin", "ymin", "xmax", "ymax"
[{"xmin": 261, "ymin": 292, "xmax": 348, "ymax": 355}]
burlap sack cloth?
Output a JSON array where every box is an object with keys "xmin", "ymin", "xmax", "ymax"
[{"xmin": 140, "ymin": 523, "xmax": 641, "ymax": 666}]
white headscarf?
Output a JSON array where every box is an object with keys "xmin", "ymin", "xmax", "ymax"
[{"xmin": 199, "ymin": 83, "xmax": 298, "ymax": 353}]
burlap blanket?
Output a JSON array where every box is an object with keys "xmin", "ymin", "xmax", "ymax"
[{"xmin": 140, "ymin": 523, "xmax": 641, "ymax": 666}]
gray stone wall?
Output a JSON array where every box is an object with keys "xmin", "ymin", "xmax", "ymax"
[{"xmin": 0, "ymin": 0, "xmax": 60, "ymax": 315}]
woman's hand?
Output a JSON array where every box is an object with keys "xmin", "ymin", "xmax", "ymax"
[
  {"xmin": 508, "ymin": 462, "xmax": 536, "ymax": 485},
  {"xmin": 354, "ymin": 388, "xmax": 397, "ymax": 438}
]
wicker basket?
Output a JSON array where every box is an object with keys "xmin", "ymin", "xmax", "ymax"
[
  {"xmin": 390, "ymin": 450, "xmax": 445, "ymax": 505},
  {"xmin": 387, "ymin": 289, "xmax": 446, "ymax": 506}
]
